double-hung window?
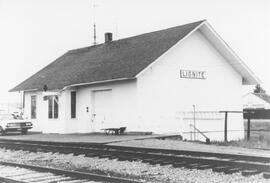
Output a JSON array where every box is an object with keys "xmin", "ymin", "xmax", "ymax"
[
  {"xmin": 71, "ymin": 91, "xmax": 76, "ymax": 118},
  {"xmin": 48, "ymin": 96, "xmax": 58, "ymax": 119},
  {"xmin": 31, "ymin": 96, "xmax": 36, "ymax": 119}
]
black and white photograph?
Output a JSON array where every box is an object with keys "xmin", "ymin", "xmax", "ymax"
[{"xmin": 0, "ymin": 0, "xmax": 269, "ymax": 182}]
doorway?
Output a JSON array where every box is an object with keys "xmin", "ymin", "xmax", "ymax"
[{"xmin": 91, "ymin": 89, "xmax": 113, "ymax": 131}]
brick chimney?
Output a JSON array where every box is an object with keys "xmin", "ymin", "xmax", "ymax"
[{"xmin": 105, "ymin": 32, "xmax": 113, "ymax": 43}]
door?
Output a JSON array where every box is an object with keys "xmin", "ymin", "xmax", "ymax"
[{"xmin": 92, "ymin": 90, "xmax": 112, "ymax": 131}]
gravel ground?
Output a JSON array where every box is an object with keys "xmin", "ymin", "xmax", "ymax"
[{"xmin": 0, "ymin": 148, "xmax": 268, "ymax": 183}]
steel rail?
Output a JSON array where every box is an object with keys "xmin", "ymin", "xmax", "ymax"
[
  {"xmin": 0, "ymin": 176, "xmax": 26, "ymax": 183},
  {"xmin": 0, "ymin": 139, "xmax": 269, "ymax": 178},
  {"xmin": 0, "ymin": 161, "xmax": 142, "ymax": 183},
  {"xmin": 0, "ymin": 138, "xmax": 269, "ymax": 163}
]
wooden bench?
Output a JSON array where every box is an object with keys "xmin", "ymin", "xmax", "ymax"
[{"xmin": 101, "ymin": 127, "xmax": 126, "ymax": 135}]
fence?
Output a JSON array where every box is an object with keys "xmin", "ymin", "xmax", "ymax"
[
  {"xmin": 177, "ymin": 110, "xmax": 270, "ymax": 142},
  {"xmin": 178, "ymin": 111, "xmax": 231, "ymax": 142}
]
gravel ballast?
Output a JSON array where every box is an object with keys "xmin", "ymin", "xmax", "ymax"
[{"xmin": 0, "ymin": 148, "xmax": 268, "ymax": 183}]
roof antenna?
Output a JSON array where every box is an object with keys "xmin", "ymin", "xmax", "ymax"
[
  {"xmin": 114, "ymin": 20, "xmax": 118, "ymax": 40},
  {"xmin": 92, "ymin": 0, "xmax": 97, "ymax": 45}
]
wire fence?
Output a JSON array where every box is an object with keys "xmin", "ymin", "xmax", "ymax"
[{"xmin": 176, "ymin": 110, "xmax": 270, "ymax": 143}]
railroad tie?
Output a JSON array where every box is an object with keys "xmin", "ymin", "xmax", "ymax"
[
  {"xmin": 173, "ymin": 162, "xmax": 187, "ymax": 168},
  {"xmin": 224, "ymin": 167, "xmax": 242, "ymax": 174},
  {"xmin": 212, "ymin": 166, "xmax": 230, "ymax": 173},
  {"xmin": 107, "ymin": 156, "xmax": 118, "ymax": 160},
  {"xmin": 73, "ymin": 152, "xmax": 85, "ymax": 156},
  {"xmin": 85, "ymin": 153, "xmax": 97, "ymax": 157},
  {"xmin": 141, "ymin": 158, "xmax": 156, "ymax": 163},
  {"xmin": 197, "ymin": 164, "xmax": 215, "ymax": 170},
  {"xmin": 263, "ymin": 172, "xmax": 270, "ymax": 179},
  {"xmin": 147, "ymin": 159, "xmax": 166, "ymax": 165},
  {"xmin": 241, "ymin": 170, "xmax": 260, "ymax": 176},
  {"xmin": 146, "ymin": 159, "xmax": 163, "ymax": 165},
  {"xmin": 129, "ymin": 157, "xmax": 141, "ymax": 162},
  {"xmin": 98, "ymin": 154, "xmax": 112, "ymax": 159},
  {"xmin": 184, "ymin": 163, "xmax": 200, "ymax": 169},
  {"xmin": 158, "ymin": 160, "xmax": 174, "ymax": 166},
  {"xmin": 117, "ymin": 156, "xmax": 132, "ymax": 161}
]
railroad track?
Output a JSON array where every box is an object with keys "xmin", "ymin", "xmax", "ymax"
[
  {"xmin": 0, "ymin": 139, "xmax": 269, "ymax": 180},
  {"xmin": 0, "ymin": 161, "xmax": 141, "ymax": 183}
]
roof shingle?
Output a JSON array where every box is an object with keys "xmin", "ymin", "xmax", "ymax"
[{"xmin": 10, "ymin": 20, "xmax": 204, "ymax": 92}]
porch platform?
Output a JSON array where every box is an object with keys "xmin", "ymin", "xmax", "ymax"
[
  {"xmin": 0, "ymin": 132, "xmax": 179, "ymax": 144},
  {"xmin": 111, "ymin": 139, "xmax": 270, "ymax": 158},
  {"xmin": 0, "ymin": 132, "xmax": 269, "ymax": 158}
]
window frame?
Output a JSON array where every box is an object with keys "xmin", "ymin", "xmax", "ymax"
[
  {"xmin": 70, "ymin": 91, "xmax": 76, "ymax": 119},
  {"xmin": 31, "ymin": 95, "xmax": 37, "ymax": 119},
  {"xmin": 48, "ymin": 96, "xmax": 59, "ymax": 119}
]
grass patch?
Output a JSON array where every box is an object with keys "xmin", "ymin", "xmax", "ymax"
[{"xmin": 211, "ymin": 121, "xmax": 270, "ymax": 150}]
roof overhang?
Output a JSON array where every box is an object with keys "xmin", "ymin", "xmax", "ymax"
[
  {"xmin": 198, "ymin": 21, "xmax": 260, "ymax": 85},
  {"xmin": 62, "ymin": 77, "xmax": 136, "ymax": 91},
  {"xmin": 10, "ymin": 88, "xmax": 38, "ymax": 93},
  {"xmin": 136, "ymin": 20, "xmax": 260, "ymax": 85}
]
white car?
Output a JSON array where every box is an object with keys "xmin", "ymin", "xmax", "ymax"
[{"xmin": 0, "ymin": 114, "xmax": 33, "ymax": 135}]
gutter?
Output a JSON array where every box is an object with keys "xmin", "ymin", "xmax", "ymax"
[
  {"xmin": 61, "ymin": 77, "xmax": 136, "ymax": 91},
  {"xmin": 9, "ymin": 88, "xmax": 38, "ymax": 93},
  {"xmin": 10, "ymin": 78, "xmax": 136, "ymax": 93}
]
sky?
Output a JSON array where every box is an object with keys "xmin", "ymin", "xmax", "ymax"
[{"xmin": 0, "ymin": 0, "xmax": 269, "ymax": 104}]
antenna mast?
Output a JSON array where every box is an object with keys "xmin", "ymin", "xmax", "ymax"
[
  {"xmin": 93, "ymin": 23, "xmax": 97, "ymax": 45},
  {"xmin": 93, "ymin": 0, "xmax": 97, "ymax": 45}
]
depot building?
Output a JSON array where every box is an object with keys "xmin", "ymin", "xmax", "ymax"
[{"xmin": 10, "ymin": 20, "xmax": 259, "ymax": 141}]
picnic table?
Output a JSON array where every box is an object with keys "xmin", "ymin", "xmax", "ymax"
[{"xmin": 101, "ymin": 127, "xmax": 126, "ymax": 135}]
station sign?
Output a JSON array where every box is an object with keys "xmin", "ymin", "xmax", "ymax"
[{"xmin": 180, "ymin": 69, "xmax": 206, "ymax": 79}]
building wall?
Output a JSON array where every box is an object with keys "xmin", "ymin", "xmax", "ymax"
[
  {"xmin": 137, "ymin": 29, "xmax": 243, "ymax": 141},
  {"xmin": 243, "ymin": 93, "xmax": 270, "ymax": 109},
  {"xmin": 24, "ymin": 80, "xmax": 137, "ymax": 134},
  {"xmin": 65, "ymin": 81, "xmax": 136, "ymax": 133},
  {"xmin": 24, "ymin": 91, "xmax": 67, "ymax": 133},
  {"xmin": 24, "ymin": 29, "xmax": 245, "ymax": 141},
  {"xmin": 62, "ymin": 80, "xmax": 137, "ymax": 133}
]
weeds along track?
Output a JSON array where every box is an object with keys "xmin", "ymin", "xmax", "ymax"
[
  {"xmin": 0, "ymin": 139, "xmax": 269, "ymax": 179},
  {"xmin": 0, "ymin": 161, "xmax": 141, "ymax": 183}
]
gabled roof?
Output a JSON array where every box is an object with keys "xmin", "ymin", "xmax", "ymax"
[
  {"xmin": 10, "ymin": 20, "xmax": 204, "ymax": 92},
  {"xmin": 10, "ymin": 20, "xmax": 259, "ymax": 92},
  {"xmin": 253, "ymin": 93, "xmax": 270, "ymax": 104}
]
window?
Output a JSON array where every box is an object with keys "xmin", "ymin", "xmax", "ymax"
[
  {"xmin": 48, "ymin": 96, "xmax": 58, "ymax": 119},
  {"xmin": 71, "ymin": 91, "xmax": 76, "ymax": 118},
  {"xmin": 31, "ymin": 96, "xmax": 36, "ymax": 119}
]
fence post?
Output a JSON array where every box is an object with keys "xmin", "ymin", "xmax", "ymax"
[
  {"xmin": 224, "ymin": 112, "xmax": 228, "ymax": 142},
  {"xmin": 193, "ymin": 105, "xmax": 196, "ymax": 140}
]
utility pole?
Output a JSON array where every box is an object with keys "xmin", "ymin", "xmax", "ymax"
[
  {"xmin": 224, "ymin": 111, "xmax": 228, "ymax": 142},
  {"xmin": 193, "ymin": 105, "xmax": 196, "ymax": 140}
]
